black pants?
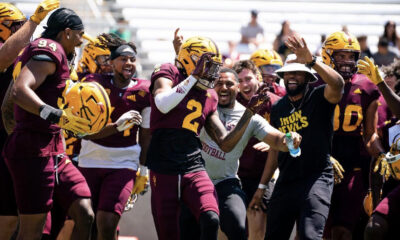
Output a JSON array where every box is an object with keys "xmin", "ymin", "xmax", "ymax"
[
  {"xmin": 180, "ymin": 178, "xmax": 247, "ymax": 240},
  {"xmin": 266, "ymin": 171, "xmax": 334, "ymax": 240}
]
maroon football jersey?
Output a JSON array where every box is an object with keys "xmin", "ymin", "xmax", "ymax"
[
  {"xmin": 331, "ymin": 74, "xmax": 380, "ymax": 169},
  {"xmin": 84, "ymin": 74, "xmax": 150, "ymax": 147},
  {"xmin": 0, "ymin": 42, "xmax": 14, "ymax": 147},
  {"xmin": 271, "ymin": 82, "xmax": 286, "ymax": 97},
  {"xmin": 333, "ymin": 74, "xmax": 380, "ymax": 137},
  {"xmin": 236, "ymin": 91, "xmax": 281, "ymax": 179},
  {"xmin": 150, "ymin": 63, "xmax": 218, "ymax": 135},
  {"xmin": 377, "ymin": 95, "xmax": 394, "ymax": 129},
  {"xmin": 13, "ymin": 38, "xmax": 70, "ymax": 133},
  {"xmin": 377, "ymin": 95, "xmax": 397, "ymax": 151}
]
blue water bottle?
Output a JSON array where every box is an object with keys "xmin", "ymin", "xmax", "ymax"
[{"xmin": 285, "ymin": 132, "xmax": 301, "ymax": 157}]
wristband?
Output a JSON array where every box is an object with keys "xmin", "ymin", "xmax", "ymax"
[
  {"xmin": 306, "ymin": 55, "xmax": 317, "ymax": 69},
  {"xmin": 139, "ymin": 165, "xmax": 148, "ymax": 176},
  {"xmin": 258, "ymin": 183, "xmax": 268, "ymax": 190},
  {"xmin": 39, "ymin": 105, "xmax": 62, "ymax": 123}
]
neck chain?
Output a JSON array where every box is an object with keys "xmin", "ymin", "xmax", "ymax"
[{"xmin": 288, "ymin": 85, "xmax": 309, "ymax": 114}]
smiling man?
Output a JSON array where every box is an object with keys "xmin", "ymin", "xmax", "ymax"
[
  {"xmin": 251, "ymin": 35, "xmax": 344, "ymax": 239},
  {"xmin": 321, "ymin": 31, "xmax": 384, "ymax": 240},
  {"xmin": 180, "ymin": 67, "xmax": 300, "ymax": 240}
]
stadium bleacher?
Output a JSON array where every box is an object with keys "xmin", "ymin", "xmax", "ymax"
[{"xmin": 111, "ymin": 0, "xmax": 400, "ymax": 78}]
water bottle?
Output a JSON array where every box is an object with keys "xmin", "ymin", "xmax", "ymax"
[{"xmin": 285, "ymin": 132, "xmax": 301, "ymax": 157}]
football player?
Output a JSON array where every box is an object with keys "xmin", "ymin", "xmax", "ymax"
[
  {"xmin": 76, "ymin": 34, "xmax": 112, "ymax": 79},
  {"xmin": 147, "ymin": 36, "xmax": 274, "ymax": 240},
  {"xmin": 77, "ymin": 33, "xmax": 151, "ymax": 239},
  {"xmin": 250, "ymin": 49, "xmax": 286, "ymax": 97},
  {"xmin": 322, "ymin": 31, "xmax": 384, "ymax": 240},
  {"xmin": 358, "ymin": 57, "xmax": 400, "ymax": 240},
  {"xmin": 0, "ymin": 1, "xmax": 59, "ymax": 239},
  {"xmin": 2, "ymin": 8, "xmax": 95, "ymax": 239},
  {"xmin": 179, "ymin": 66, "xmax": 299, "ymax": 240}
]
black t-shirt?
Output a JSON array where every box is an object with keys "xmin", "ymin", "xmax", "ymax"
[{"xmin": 270, "ymin": 85, "xmax": 335, "ymax": 184}]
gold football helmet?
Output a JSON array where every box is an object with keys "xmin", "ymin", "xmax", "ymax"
[
  {"xmin": 176, "ymin": 36, "xmax": 222, "ymax": 77},
  {"xmin": 385, "ymin": 138, "xmax": 400, "ymax": 180},
  {"xmin": 0, "ymin": 3, "xmax": 26, "ymax": 42},
  {"xmin": 61, "ymin": 80, "xmax": 111, "ymax": 135},
  {"xmin": 322, "ymin": 31, "xmax": 360, "ymax": 79},
  {"xmin": 77, "ymin": 35, "xmax": 111, "ymax": 76},
  {"xmin": 250, "ymin": 49, "xmax": 283, "ymax": 68}
]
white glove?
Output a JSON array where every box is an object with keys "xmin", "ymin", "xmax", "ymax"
[{"xmin": 115, "ymin": 110, "xmax": 142, "ymax": 132}]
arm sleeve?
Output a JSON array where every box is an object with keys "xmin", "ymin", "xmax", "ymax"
[
  {"xmin": 154, "ymin": 75, "xmax": 198, "ymax": 114},
  {"xmin": 140, "ymin": 106, "xmax": 151, "ymax": 128}
]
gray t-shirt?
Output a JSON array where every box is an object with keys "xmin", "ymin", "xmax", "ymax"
[
  {"xmin": 240, "ymin": 23, "xmax": 264, "ymax": 39},
  {"xmin": 200, "ymin": 101, "xmax": 272, "ymax": 184}
]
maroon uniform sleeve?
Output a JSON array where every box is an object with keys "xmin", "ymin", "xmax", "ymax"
[
  {"xmin": 150, "ymin": 63, "xmax": 182, "ymax": 93},
  {"xmin": 13, "ymin": 38, "xmax": 70, "ymax": 133}
]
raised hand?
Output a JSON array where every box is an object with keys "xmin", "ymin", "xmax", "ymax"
[
  {"xmin": 192, "ymin": 52, "xmax": 221, "ymax": 81},
  {"xmin": 246, "ymin": 84, "xmax": 270, "ymax": 114},
  {"xmin": 357, "ymin": 56, "xmax": 383, "ymax": 85},
  {"xmin": 173, "ymin": 28, "xmax": 183, "ymax": 55},
  {"xmin": 30, "ymin": 0, "xmax": 60, "ymax": 24},
  {"xmin": 284, "ymin": 35, "xmax": 313, "ymax": 64}
]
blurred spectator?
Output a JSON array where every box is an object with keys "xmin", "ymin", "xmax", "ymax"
[
  {"xmin": 342, "ymin": 25, "xmax": 350, "ymax": 35},
  {"xmin": 357, "ymin": 35, "xmax": 372, "ymax": 59},
  {"xmin": 372, "ymin": 37, "xmax": 397, "ymax": 67},
  {"xmin": 314, "ymin": 34, "xmax": 326, "ymax": 56},
  {"xmin": 223, "ymin": 40, "xmax": 240, "ymax": 68},
  {"xmin": 110, "ymin": 17, "xmax": 131, "ymax": 42},
  {"xmin": 273, "ymin": 20, "xmax": 295, "ymax": 59},
  {"xmin": 382, "ymin": 21, "xmax": 400, "ymax": 54},
  {"xmin": 238, "ymin": 10, "xmax": 264, "ymax": 53}
]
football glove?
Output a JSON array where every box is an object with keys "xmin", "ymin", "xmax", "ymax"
[
  {"xmin": 247, "ymin": 84, "xmax": 270, "ymax": 114},
  {"xmin": 30, "ymin": 0, "xmax": 60, "ymax": 24},
  {"xmin": 132, "ymin": 165, "xmax": 149, "ymax": 194},
  {"xmin": 58, "ymin": 108, "xmax": 91, "ymax": 136},
  {"xmin": 357, "ymin": 56, "xmax": 383, "ymax": 86},
  {"xmin": 374, "ymin": 153, "xmax": 396, "ymax": 180},
  {"xmin": 192, "ymin": 52, "xmax": 221, "ymax": 82},
  {"xmin": 115, "ymin": 110, "xmax": 142, "ymax": 132},
  {"xmin": 330, "ymin": 156, "xmax": 345, "ymax": 184}
]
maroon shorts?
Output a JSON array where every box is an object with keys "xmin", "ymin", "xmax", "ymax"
[
  {"xmin": 150, "ymin": 170, "xmax": 219, "ymax": 240},
  {"xmin": 5, "ymin": 153, "xmax": 91, "ymax": 214},
  {"xmin": 374, "ymin": 185, "xmax": 400, "ymax": 225},
  {"xmin": 0, "ymin": 155, "xmax": 17, "ymax": 216},
  {"xmin": 78, "ymin": 167, "xmax": 136, "ymax": 216},
  {"xmin": 325, "ymin": 169, "xmax": 366, "ymax": 232}
]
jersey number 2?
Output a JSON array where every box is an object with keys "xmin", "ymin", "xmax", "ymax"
[{"xmin": 182, "ymin": 99, "xmax": 202, "ymax": 133}]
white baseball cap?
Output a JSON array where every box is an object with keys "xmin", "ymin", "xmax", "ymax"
[{"xmin": 275, "ymin": 54, "xmax": 318, "ymax": 82}]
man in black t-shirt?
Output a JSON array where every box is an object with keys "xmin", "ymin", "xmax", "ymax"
[{"xmin": 249, "ymin": 35, "xmax": 344, "ymax": 239}]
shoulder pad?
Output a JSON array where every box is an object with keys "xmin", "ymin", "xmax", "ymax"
[{"xmin": 32, "ymin": 54, "xmax": 54, "ymax": 62}]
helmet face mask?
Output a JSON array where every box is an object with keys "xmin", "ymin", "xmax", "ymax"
[
  {"xmin": 61, "ymin": 81, "xmax": 111, "ymax": 136},
  {"xmin": 331, "ymin": 50, "xmax": 359, "ymax": 80},
  {"xmin": 322, "ymin": 31, "xmax": 360, "ymax": 80}
]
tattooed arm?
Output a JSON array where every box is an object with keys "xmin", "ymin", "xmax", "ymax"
[{"xmin": 1, "ymin": 81, "xmax": 16, "ymax": 134}]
